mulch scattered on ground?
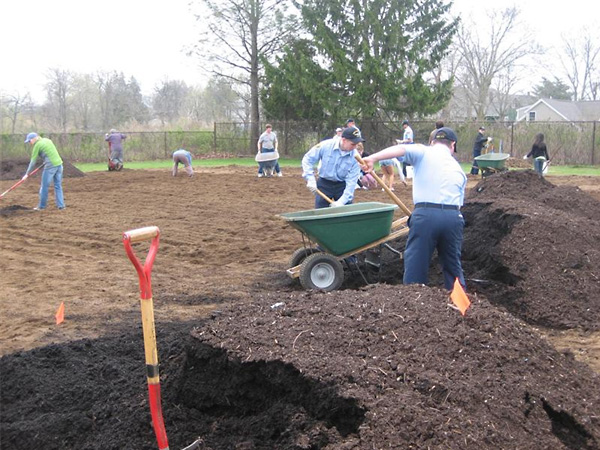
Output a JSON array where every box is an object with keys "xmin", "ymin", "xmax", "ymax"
[
  {"xmin": 2, "ymin": 285, "xmax": 599, "ymax": 449},
  {"xmin": 1, "ymin": 167, "xmax": 599, "ymax": 449}
]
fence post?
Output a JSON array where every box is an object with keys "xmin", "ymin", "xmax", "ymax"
[
  {"xmin": 213, "ymin": 122, "xmax": 217, "ymax": 153},
  {"xmin": 510, "ymin": 123, "xmax": 514, "ymax": 155},
  {"xmin": 592, "ymin": 121, "xmax": 597, "ymax": 165},
  {"xmin": 163, "ymin": 132, "xmax": 168, "ymax": 158}
]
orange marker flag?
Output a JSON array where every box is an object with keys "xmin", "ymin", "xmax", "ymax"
[
  {"xmin": 55, "ymin": 302, "xmax": 65, "ymax": 325},
  {"xmin": 450, "ymin": 279, "xmax": 470, "ymax": 316}
]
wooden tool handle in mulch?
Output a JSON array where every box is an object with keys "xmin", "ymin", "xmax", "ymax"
[
  {"xmin": 354, "ymin": 153, "xmax": 412, "ymax": 216},
  {"xmin": 315, "ymin": 188, "xmax": 334, "ymax": 204}
]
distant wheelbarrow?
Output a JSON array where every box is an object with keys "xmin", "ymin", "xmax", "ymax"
[
  {"xmin": 255, "ymin": 150, "xmax": 279, "ymax": 177},
  {"xmin": 474, "ymin": 153, "xmax": 510, "ymax": 178},
  {"xmin": 279, "ymin": 202, "xmax": 409, "ymax": 291}
]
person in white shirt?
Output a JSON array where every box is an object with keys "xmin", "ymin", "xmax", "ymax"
[{"xmin": 361, "ymin": 127, "xmax": 466, "ymax": 290}]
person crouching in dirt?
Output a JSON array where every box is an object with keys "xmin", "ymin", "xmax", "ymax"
[
  {"xmin": 361, "ymin": 127, "xmax": 466, "ymax": 290},
  {"xmin": 524, "ymin": 133, "xmax": 550, "ymax": 176},
  {"xmin": 172, "ymin": 149, "xmax": 194, "ymax": 177},
  {"xmin": 105, "ymin": 129, "xmax": 127, "ymax": 170},
  {"xmin": 302, "ymin": 126, "xmax": 364, "ymax": 208},
  {"xmin": 22, "ymin": 132, "xmax": 66, "ymax": 210}
]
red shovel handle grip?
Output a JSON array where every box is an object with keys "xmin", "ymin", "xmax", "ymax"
[
  {"xmin": 123, "ymin": 226, "xmax": 160, "ymax": 299},
  {"xmin": 124, "ymin": 226, "xmax": 160, "ymax": 243}
]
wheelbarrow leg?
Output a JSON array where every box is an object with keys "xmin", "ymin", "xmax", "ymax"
[{"xmin": 344, "ymin": 256, "xmax": 370, "ymax": 285}]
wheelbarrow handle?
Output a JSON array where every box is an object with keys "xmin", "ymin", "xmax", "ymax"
[{"xmin": 354, "ymin": 153, "xmax": 412, "ymax": 216}]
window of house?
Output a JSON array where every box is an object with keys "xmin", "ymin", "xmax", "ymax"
[{"xmin": 528, "ymin": 111, "xmax": 536, "ymax": 121}]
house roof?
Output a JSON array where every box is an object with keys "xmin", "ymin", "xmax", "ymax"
[{"xmin": 517, "ymin": 98, "xmax": 600, "ymax": 121}]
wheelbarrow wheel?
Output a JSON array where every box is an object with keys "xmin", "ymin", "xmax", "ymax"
[
  {"xmin": 299, "ymin": 253, "xmax": 344, "ymax": 291},
  {"xmin": 289, "ymin": 247, "xmax": 319, "ymax": 268}
]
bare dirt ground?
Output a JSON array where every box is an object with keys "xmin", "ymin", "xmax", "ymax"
[{"xmin": 1, "ymin": 163, "xmax": 599, "ymax": 449}]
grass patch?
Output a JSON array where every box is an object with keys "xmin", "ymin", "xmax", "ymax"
[
  {"xmin": 75, "ymin": 158, "xmax": 599, "ymax": 176},
  {"xmin": 545, "ymin": 165, "xmax": 600, "ymax": 176},
  {"xmin": 75, "ymin": 158, "xmax": 303, "ymax": 172}
]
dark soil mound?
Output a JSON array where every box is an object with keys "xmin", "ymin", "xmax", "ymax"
[
  {"xmin": 462, "ymin": 170, "xmax": 600, "ymax": 330},
  {"xmin": 0, "ymin": 157, "xmax": 85, "ymax": 180},
  {"xmin": 2, "ymin": 285, "xmax": 600, "ymax": 449},
  {"xmin": 296, "ymin": 171, "xmax": 600, "ymax": 332},
  {"xmin": 0, "ymin": 205, "xmax": 29, "ymax": 216}
]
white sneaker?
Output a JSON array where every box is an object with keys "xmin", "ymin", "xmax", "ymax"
[
  {"xmin": 277, "ymin": 172, "xmax": 283, "ymax": 177},
  {"xmin": 257, "ymin": 173, "xmax": 264, "ymax": 178}
]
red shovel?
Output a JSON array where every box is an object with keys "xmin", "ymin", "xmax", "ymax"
[
  {"xmin": 123, "ymin": 227, "xmax": 203, "ymax": 450},
  {"xmin": 0, "ymin": 165, "xmax": 42, "ymax": 200},
  {"xmin": 123, "ymin": 226, "xmax": 170, "ymax": 450}
]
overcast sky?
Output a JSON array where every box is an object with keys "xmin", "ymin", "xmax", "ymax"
[{"xmin": 1, "ymin": 0, "xmax": 598, "ymax": 103}]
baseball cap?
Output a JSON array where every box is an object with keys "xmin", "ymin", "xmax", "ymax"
[
  {"xmin": 479, "ymin": 126, "xmax": 486, "ymax": 130},
  {"xmin": 24, "ymin": 132, "xmax": 38, "ymax": 143},
  {"xmin": 341, "ymin": 126, "xmax": 365, "ymax": 143},
  {"xmin": 402, "ymin": 120, "xmax": 409, "ymax": 126},
  {"xmin": 335, "ymin": 127, "xmax": 343, "ymax": 132},
  {"xmin": 345, "ymin": 118, "xmax": 355, "ymax": 125},
  {"xmin": 433, "ymin": 127, "xmax": 458, "ymax": 151}
]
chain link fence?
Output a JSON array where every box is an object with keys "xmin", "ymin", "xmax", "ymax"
[
  {"xmin": 1, "ymin": 121, "xmax": 598, "ymax": 165},
  {"xmin": 0, "ymin": 131, "xmax": 214, "ymax": 163}
]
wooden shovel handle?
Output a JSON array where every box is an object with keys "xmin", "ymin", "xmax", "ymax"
[
  {"xmin": 123, "ymin": 226, "xmax": 160, "ymax": 243},
  {"xmin": 315, "ymin": 188, "xmax": 334, "ymax": 204},
  {"xmin": 354, "ymin": 153, "xmax": 412, "ymax": 216}
]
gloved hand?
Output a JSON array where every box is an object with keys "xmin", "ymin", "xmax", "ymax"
[
  {"xmin": 487, "ymin": 137, "xmax": 493, "ymax": 142},
  {"xmin": 306, "ymin": 179, "xmax": 317, "ymax": 193},
  {"xmin": 329, "ymin": 199, "xmax": 345, "ymax": 207},
  {"xmin": 523, "ymin": 155, "xmax": 528, "ymax": 160},
  {"xmin": 21, "ymin": 174, "xmax": 28, "ymax": 181}
]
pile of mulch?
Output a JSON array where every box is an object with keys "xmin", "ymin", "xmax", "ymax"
[
  {"xmin": 505, "ymin": 157, "xmax": 533, "ymax": 169},
  {"xmin": 3, "ymin": 285, "xmax": 599, "ymax": 449},
  {"xmin": 0, "ymin": 158, "xmax": 85, "ymax": 180},
  {"xmin": 461, "ymin": 170, "xmax": 600, "ymax": 330}
]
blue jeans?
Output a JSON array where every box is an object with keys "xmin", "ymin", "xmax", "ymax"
[
  {"xmin": 39, "ymin": 165, "xmax": 65, "ymax": 209},
  {"xmin": 534, "ymin": 157, "xmax": 545, "ymax": 175},
  {"xmin": 403, "ymin": 206, "xmax": 465, "ymax": 290}
]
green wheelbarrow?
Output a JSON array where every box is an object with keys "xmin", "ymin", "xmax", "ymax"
[
  {"xmin": 474, "ymin": 152, "xmax": 510, "ymax": 178},
  {"xmin": 279, "ymin": 202, "xmax": 409, "ymax": 291}
]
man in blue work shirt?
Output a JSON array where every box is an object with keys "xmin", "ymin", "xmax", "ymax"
[
  {"xmin": 361, "ymin": 127, "xmax": 467, "ymax": 290},
  {"xmin": 302, "ymin": 126, "xmax": 364, "ymax": 209}
]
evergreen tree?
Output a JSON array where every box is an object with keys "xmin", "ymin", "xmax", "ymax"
[
  {"xmin": 288, "ymin": 0, "xmax": 457, "ymax": 121},
  {"xmin": 532, "ymin": 77, "xmax": 573, "ymax": 101},
  {"xmin": 261, "ymin": 40, "xmax": 336, "ymax": 123}
]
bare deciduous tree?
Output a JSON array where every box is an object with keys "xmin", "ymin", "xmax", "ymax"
[
  {"xmin": 190, "ymin": 0, "xmax": 298, "ymax": 150},
  {"xmin": 1, "ymin": 91, "xmax": 32, "ymax": 133},
  {"xmin": 45, "ymin": 68, "xmax": 73, "ymax": 132},
  {"xmin": 560, "ymin": 31, "xmax": 600, "ymax": 101},
  {"xmin": 152, "ymin": 80, "xmax": 191, "ymax": 125},
  {"xmin": 454, "ymin": 7, "xmax": 540, "ymax": 120},
  {"xmin": 71, "ymin": 74, "xmax": 100, "ymax": 131}
]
